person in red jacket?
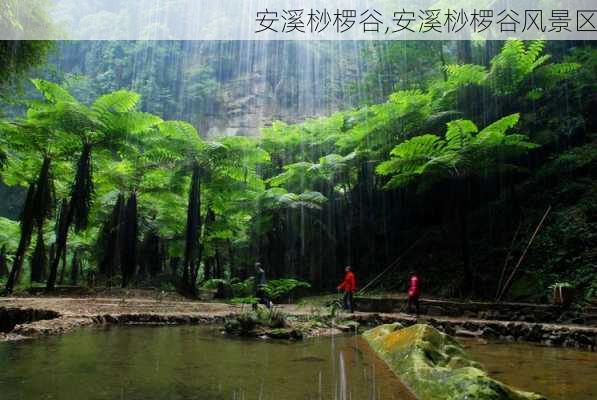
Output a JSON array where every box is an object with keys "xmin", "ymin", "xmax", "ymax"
[
  {"xmin": 407, "ymin": 270, "xmax": 420, "ymax": 316},
  {"xmin": 337, "ymin": 266, "xmax": 356, "ymax": 313}
]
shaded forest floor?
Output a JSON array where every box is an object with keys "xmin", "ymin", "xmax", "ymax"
[{"xmin": 1, "ymin": 296, "xmax": 595, "ymax": 351}]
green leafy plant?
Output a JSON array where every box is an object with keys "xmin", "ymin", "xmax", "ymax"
[
  {"xmin": 262, "ymin": 279, "xmax": 311, "ymax": 301},
  {"xmin": 376, "ymin": 114, "xmax": 538, "ymax": 189}
]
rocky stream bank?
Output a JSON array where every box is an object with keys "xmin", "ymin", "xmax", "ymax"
[{"xmin": 1, "ymin": 297, "xmax": 595, "ymax": 351}]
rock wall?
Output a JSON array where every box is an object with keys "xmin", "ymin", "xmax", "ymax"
[
  {"xmin": 355, "ymin": 313, "xmax": 597, "ymax": 351},
  {"xmin": 355, "ymin": 296, "xmax": 597, "ymax": 325}
]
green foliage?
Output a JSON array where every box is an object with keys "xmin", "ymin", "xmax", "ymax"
[
  {"xmin": 435, "ymin": 40, "xmax": 581, "ymax": 108},
  {"xmin": 487, "ymin": 40, "xmax": 550, "ymax": 95},
  {"xmin": 231, "ymin": 277, "xmax": 255, "ymax": 297},
  {"xmin": 262, "ymin": 279, "xmax": 311, "ymax": 301},
  {"xmin": 0, "ymin": 217, "xmax": 20, "ymax": 253},
  {"xmin": 226, "ymin": 278, "xmax": 310, "ymax": 301},
  {"xmin": 201, "ymin": 278, "xmax": 228, "ymax": 290},
  {"xmin": 376, "ymin": 113, "xmax": 538, "ymax": 189},
  {"xmin": 257, "ymin": 188, "xmax": 327, "ymax": 211},
  {"xmin": 443, "ymin": 64, "xmax": 487, "ymax": 88},
  {"xmin": 0, "ymin": 41, "xmax": 594, "ymax": 299},
  {"xmin": 224, "ymin": 307, "xmax": 287, "ymax": 335}
]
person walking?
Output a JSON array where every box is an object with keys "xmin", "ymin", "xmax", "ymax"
[
  {"xmin": 337, "ymin": 266, "xmax": 356, "ymax": 313},
  {"xmin": 407, "ymin": 270, "xmax": 420, "ymax": 316},
  {"xmin": 253, "ymin": 262, "xmax": 272, "ymax": 310}
]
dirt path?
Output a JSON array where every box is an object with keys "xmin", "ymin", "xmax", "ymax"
[{"xmin": 1, "ymin": 297, "xmax": 596, "ymax": 351}]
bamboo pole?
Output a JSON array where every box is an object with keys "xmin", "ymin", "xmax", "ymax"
[
  {"xmin": 497, "ymin": 206, "xmax": 552, "ymax": 302},
  {"xmin": 358, "ymin": 231, "xmax": 430, "ymax": 295},
  {"xmin": 495, "ymin": 221, "xmax": 522, "ymax": 301}
]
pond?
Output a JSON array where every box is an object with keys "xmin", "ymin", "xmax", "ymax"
[
  {"xmin": 462, "ymin": 339, "xmax": 597, "ymax": 400},
  {"xmin": 0, "ymin": 326, "xmax": 414, "ymax": 400},
  {"xmin": 0, "ymin": 326, "xmax": 595, "ymax": 400}
]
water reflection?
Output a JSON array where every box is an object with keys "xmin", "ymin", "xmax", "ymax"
[
  {"xmin": 0, "ymin": 326, "xmax": 414, "ymax": 400},
  {"xmin": 462, "ymin": 339, "xmax": 597, "ymax": 400}
]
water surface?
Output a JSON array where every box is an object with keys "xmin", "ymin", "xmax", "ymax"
[
  {"xmin": 462, "ymin": 339, "xmax": 597, "ymax": 400},
  {"xmin": 0, "ymin": 326, "xmax": 414, "ymax": 400},
  {"xmin": 2, "ymin": 326, "xmax": 595, "ymax": 400}
]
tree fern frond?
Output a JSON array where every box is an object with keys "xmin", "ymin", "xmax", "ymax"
[
  {"xmin": 444, "ymin": 64, "xmax": 487, "ymax": 87},
  {"xmin": 445, "ymin": 119, "xmax": 477, "ymax": 151},
  {"xmin": 31, "ymin": 79, "xmax": 77, "ymax": 104},
  {"xmin": 141, "ymin": 148, "xmax": 183, "ymax": 165},
  {"xmin": 475, "ymin": 113, "xmax": 520, "ymax": 143},
  {"xmin": 104, "ymin": 112, "xmax": 162, "ymax": 135},
  {"xmin": 92, "ymin": 90, "xmax": 140, "ymax": 115}
]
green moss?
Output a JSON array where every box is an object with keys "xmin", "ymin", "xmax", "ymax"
[{"xmin": 363, "ymin": 324, "xmax": 547, "ymax": 400}]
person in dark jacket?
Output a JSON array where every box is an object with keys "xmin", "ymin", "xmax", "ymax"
[
  {"xmin": 253, "ymin": 262, "xmax": 272, "ymax": 310},
  {"xmin": 337, "ymin": 266, "xmax": 356, "ymax": 313}
]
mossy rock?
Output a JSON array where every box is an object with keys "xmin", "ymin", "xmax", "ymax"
[
  {"xmin": 267, "ymin": 328, "xmax": 303, "ymax": 340},
  {"xmin": 363, "ymin": 324, "xmax": 547, "ymax": 400}
]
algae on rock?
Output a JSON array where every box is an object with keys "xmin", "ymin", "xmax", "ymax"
[{"xmin": 363, "ymin": 324, "xmax": 546, "ymax": 400}]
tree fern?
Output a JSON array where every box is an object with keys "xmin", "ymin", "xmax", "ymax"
[
  {"xmin": 31, "ymin": 79, "xmax": 77, "ymax": 104},
  {"xmin": 444, "ymin": 64, "xmax": 487, "ymax": 87},
  {"xmin": 376, "ymin": 114, "xmax": 537, "ymax": 189},
  {"xmin": 92, "ymin": 90, "xmax": 140, "ymax": 116},
  {"xmin": 445, "ymin": 119, "xmax": 477, "ymax": 152},
  {"xmin": 474, "ymin": 114, "xmax": 520, "ymax": 144}
]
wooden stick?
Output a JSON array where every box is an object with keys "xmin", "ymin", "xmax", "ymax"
[
  {"xmin": 358, "ymin": 231, "xmax": 430, "ymax": 295},
  {"xmin": 497, "ymin": 205, "xmax": 552, "ymax": 302},
  {"xmin": 495, "ymin": 221, "xmax": 522, "ymax": 301}
]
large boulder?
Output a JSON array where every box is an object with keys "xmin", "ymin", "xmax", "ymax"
[{"xmin": 363, "ymin": 324, "xmax": 546, "ymax": 400}]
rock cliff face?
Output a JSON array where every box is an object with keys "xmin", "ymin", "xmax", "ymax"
[
  {"xmin": 363, "ymin": 324, "xmax": 546, "ymax": 400},
  {"xmin": 203, "ymin": 72, "xmax": 312, "ymax": 138}
]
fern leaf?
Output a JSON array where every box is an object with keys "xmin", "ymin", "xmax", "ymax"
[
  {"xmin": 31, "ymin": 79, "xmax": 77, "ymax": 104},
  {"xmin": 445, "ymin": 119, "xmax": 477, "ymax": 151},
  {"xmin": 92, "ymin": 90, "xmax": 140, "ymax": 115},
  {"xmin": 475, "ymin": 113, "xmax": 520, "ymax": 143}
]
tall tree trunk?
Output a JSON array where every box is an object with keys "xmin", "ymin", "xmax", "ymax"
[
  {"xmin": 6, "ymin": 156, "xmax": 53, "ymax": 293},
  {"xmin": 143, "ymin": 230, "xmax": 162, "ymax": 278},
  {"xmin": 121, "ymin": 192, "xmax": 138, "ymax": 288},
  {"xmin": 30, "ymin": 228, "xmax": 47, "ymax": 283},
  {"xmin": 58, "ymin": 245, "xmax": 67, "ymax": 285},
  {"xmin": 215, "ymin": 247, "xmax": 222, "ymax": 279},
  {"xmin": 457, "ymin": 41, "xmax": 473, "ymax": 64},
  {"xmin": 47, "ymin": 200, "xmax": 71, "ymax": 290},
  {"xmin": 227, "ymin": 239, "xmax": 235, "ymax": 278},
  {"xmin": 200, "ymin": 207, "xmax": 216, "ymax": 282},
  {"xmin": 46, "ymin": 244, "xmax": 55, "ymax": 281},
  {"xmin": 5, "ymin": 183, "xmax": 37, "ymax": 294},
  {"xmin": 70, "ymin": 251, "xmax": 79, "ymax": 286},
  {"xmin": 70, "ymin": 143, "xmax": 93, "ymax": 231},
  {"xmin": 483, "ymin": 40, "xmax": 503, "ymax": 66},
  {"xmin": 0, "ymin": 245, "xmax": 7, "ymax": 278},
  {"xmin": 183, "ymin": 163, "xmax": 202, "ymax": 292},
  {"xmin": 99, "ymin": 194, "xmax": 124, "ymax": 286},
  {"xmin": 438, "ymin": 43, "xmax": 448, "ymax": 81},
  {"xmin": 47, "ymin": 143, "xmax": 93, "ymax": 291}
]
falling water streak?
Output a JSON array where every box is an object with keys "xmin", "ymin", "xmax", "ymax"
[
  {"xmin": 338, "ymin": 352, "xmax": 347, "ymax": 400},
  {"xmin": 330, "ymin": 332, "xmax": 337, "ymax": 400},
  {"xmin": 318, "ymin": 369, "xmax": 323, "ymax": 400}
]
